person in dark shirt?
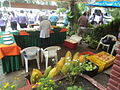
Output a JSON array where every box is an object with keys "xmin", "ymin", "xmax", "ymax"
[{"xmin": 77, "ymin": 12, "xmax": 88, "ymax": 37}]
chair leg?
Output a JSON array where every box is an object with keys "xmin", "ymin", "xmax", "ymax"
[
  {"xmin": 21, "ymin": 55, "xmax": 24, "ymax": 67},
  {"xmin": 96, "ymin": 43, "xmax": 101, "ymax": 50},
  {"xmin": 41, "ymin": 52, "xmax": 43, "ymax": 63},
  {"xmin": 25, "ymin": 58, "xmax": 28, "ymax": 72},
  {"xmin": 45, "ymin": 56, "xmax": 48, "ymax": 69},
  {"xmin": 55, "ymin": 55, "xmax": 58, "ymax": 62},
  {"xmin": 111, "ymin": 45, "xmax": 115, "ymax": 55},
  {"xmin": 36, "ymin": 58, "xmax": 40, "ymax": 69},
  {"xmin": 107, "ymin": 46, "xmax": 109, "ymax": 52}
]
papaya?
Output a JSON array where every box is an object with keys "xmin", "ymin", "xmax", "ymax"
[
  {"xmin": 56, "ymin": 57, "xmax": 65, "ymax": 71},
  {"xmin": 79, "ymin": 55, "xmax": 85, "ymax": 63},
  {"xmin": 43, "ymin": 66, "xmax": 52, "ymax": 78},
  {"xmin": 30, "ymin": 69, "xmax": 43, "ymax": 84},
  {"xmin": 47, "ymin": 67, "xmax": 58, "ymax": 79}
]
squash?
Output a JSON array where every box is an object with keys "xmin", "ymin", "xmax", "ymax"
[
  {"xmin": 73, "ymin": 52, "xmax": 80, "ymax": 61},
  {"xmin": 47, "ymin": 67, "xmax": 58, "ymax": 79},
  {"xmin": 56, "ymin": 57, "xmax": 65, "ymax": 71},
  {"xmin": 61, "ymin": 63, "xmax": 71, "ymax": 74},
  {"xmin": 65, "ymin": 51, "xmax": 72, "ymax": 63},
  {"xmin": 79, "ymin": 55, "xmax": 85, "ymax": 63},
  {"xmin": 43, "ymin": 66, "xmax": 52, "ymax": 78},
  {"xmin": 30, "ymin": 69, "xmax": 43, "ymax": 84}
]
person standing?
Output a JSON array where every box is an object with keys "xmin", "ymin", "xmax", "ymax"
[
  {"xmin": 39, "ymin": 19, "xmax": 51, "ymax": 48},
  {"xmin": 0, "ymin": 13, "xmax": 7, "ymax": 31},
  {"xmin": 9, "ymin": 11, "xmax": 18, "ymax": 30},
  {"xmin": 18, "ymin": 10, "xmax": 28, "ymax": 28},
  {"xmin": 78, "ymin": 12, "xmax": 88, "ymax": 37},
  {"xmin": 49, "ymin": 11, "xmax": 59, "ymax": 26},
  {"xmin": 27, "ymin": 11, "xmax": 36, "ymax": 28}
]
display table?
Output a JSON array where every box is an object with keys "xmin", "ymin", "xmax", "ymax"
[
  {"xmin": 0, "ymin": 34, "xmax": 21, "ymax": 73},
  {"xmin": 0, "ymin": 27, "xmax": 68, "ymax": 73},
  {"xmin": 15, "ymin": 28, "xmax": 68, "ymax": 49}
]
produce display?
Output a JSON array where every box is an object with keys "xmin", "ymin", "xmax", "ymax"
[
  {"xmin": 87, "ymin": 51, "xmax": 115, "ymax": 72},
  {"xmin": 43, "ymin": 66, "xmax": 52, "ymax": 78},
  {"xmin": 30, "ymin": 51, "xmax": 99, "ymax": 84},
  {"xmin": 30, "ymin": 69, "xmax": 43, "ymax": 84},
  {"xmin": 56, "ymin": 57, "xmax": 65, "ymax": 71},
  {"xmin": 82, "ymin": 60, "xmax": 97, "ymax": 71},
  {"xmin": 47, "ymin": 67, "xmax": 59, "ymax": 79},
  {"xmin": 95, "ymin": 52, "xmax": 114, "ymax": 61},
  {"xmin": 18, "ymin": 28, "xmax": 39, "ymax": 31},
  {"xmin": 52, "ymin": 25, "xmax": 61, "ymax": 29}
]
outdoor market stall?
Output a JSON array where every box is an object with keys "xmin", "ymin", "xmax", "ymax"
[
  {"xmin": 0, "ymin": 32, "xmax": 21, "ymax": 73},
  {"xmin": 0, "ymin": 27, "xmax": 68, "ymax": 73}
]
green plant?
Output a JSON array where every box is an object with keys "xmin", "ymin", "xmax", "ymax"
[
  {"xmin": 67, "ymin": 85, "xmax": 83, "ymax": 90},
  {"xmin": 36, "ymin": 78, "xmax": 58, "ymax": 90},
  {"xmin": 84, "ymin": 18, "xmax": 120, "ymax": 48},
  {"xmin": 62, "ymin": 61, "xmax": 83, "ymax": 85}
]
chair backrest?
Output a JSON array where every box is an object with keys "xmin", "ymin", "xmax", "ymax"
[
  {"xmin": 69, "ymin": 35, "xmax": 82, "ymax": 43},
  {"xmin": 102, "ymin": 34, "xmax": 117, "ymax": 41},
  {"xmin": 42, "ymin": 46, "xmax": 61, "ymax": 58},
  {"xmin": 21, "ymin": 46, "xmax": 40, "ymax": 59}
]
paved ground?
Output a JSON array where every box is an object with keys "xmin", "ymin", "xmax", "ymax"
[{"xmin": 0, "ymin": 43, "xmax": 112, "ymax": 89}]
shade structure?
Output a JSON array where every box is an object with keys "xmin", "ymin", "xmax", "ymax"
[
  {"xmin": 86, "ymin": 1, "xmax": 111, "ymax": 7},
  {"xmin": 109, "ymin": 0, "xmax": 120, "ymax": 7},
  {"xmin": 86, "ymin": 0, "xmax": 120, "ymax": 8}
]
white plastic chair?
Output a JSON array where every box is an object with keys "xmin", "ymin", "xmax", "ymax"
[
  {"xmin": 41, "ymin": 46, "xmax": 61, "ymax": 69},
  {"xmin": 96, "ymin": 35, "xmax": 117, "ymax": 52},
  {"xmin": 21, "ymin": 46, "xmax": 40, "ymax": 72}
]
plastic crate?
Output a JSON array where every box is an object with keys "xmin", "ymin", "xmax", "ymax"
[
  {"xmin": 79, "ymin": 51, "xmax": 95, "ymax": 56},
  {"xmin": 86, "ymin": 51, "xmax": 115, "ymax": 72},
  {"xmin": 64, "ymin": 40, "xmax": 78, "ymax": 49}
]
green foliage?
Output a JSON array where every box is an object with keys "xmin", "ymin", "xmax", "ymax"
[
  {"xmin": 67, "ymin": 4, "xmax": 82, "ymax": 35},
  {"xmin": 67, "ymin": 85, "xmax": 83, "ymax": 90},
  {"xmin": 110, "ymin": 8, "xmax": 120, "ymax": 19},
  {"xmin": 61, "ymin": 61, "xmax": 84, "ymax": 85},
  {"xmin": 84, "ymin": 18, "xmax": 120, "ymax": 48},
  {"xmin": 36, "ymin": 78, "xmax": 58, "ymax": 90}
]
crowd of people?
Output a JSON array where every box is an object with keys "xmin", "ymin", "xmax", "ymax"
[{"xmin": 0, "ymin": 10, "xmax": 68, "ymax": 32}]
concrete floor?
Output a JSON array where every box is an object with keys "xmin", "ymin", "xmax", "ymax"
[{"xmin": 0, "ymin": 43, "xmax": 112, "ymax": 89}]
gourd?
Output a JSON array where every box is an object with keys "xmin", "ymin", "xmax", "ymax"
[
  {"xmin": 47, "ymin": 67, "xmax": 58, "ymax": 79},
  {"xmin": 65, "ymin": 51, "xmax": 72, "ymax": 63},
  {"xmin": 73, "ymin": 52, "xmax": 79, "ymax": 60},
  {"xmin": 56, "ymin": 57, "xmax": 65, "ymax": 71},
  {"xmin": 79, "ymin": 55, "xmax": 85, "ymax": 63},
  {"xmin": 43, "ymin": 66, "xmax": 52, "ymax": 78},
  {"xmin": 61, "ymin": 63, "xmax": 71, "ymax": 74},
  {"xmin": 30, "ymin": 69, "xmax": 43, "ymax": 84}
]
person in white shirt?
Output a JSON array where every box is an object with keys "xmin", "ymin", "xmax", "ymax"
[
  {"xmin": 0, "ymin": 13, "xmax": 7, "ymax": 31},
  {"xmin": 39, "ymin": 19, "xmax": 51, "ymax": 48},
  {"xmin": 27, "ymin": 11, "xmax": 36, "ymax": 27}
]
